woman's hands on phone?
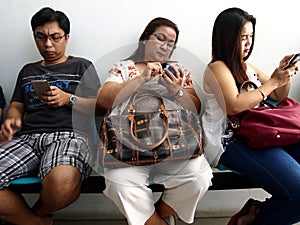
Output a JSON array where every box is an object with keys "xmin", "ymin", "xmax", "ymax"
[
  {"xmin": 160, "ymin": 64, "xmax": 184, "ymax": 95},
  {"xmin": 280, "ymin": 54, "xmax": 300, "ymax": 71}
]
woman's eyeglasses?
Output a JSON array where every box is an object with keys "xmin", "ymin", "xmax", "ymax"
[{"xmin": 151, "ymin": 33, "xmax": 175, "ymax": 50}]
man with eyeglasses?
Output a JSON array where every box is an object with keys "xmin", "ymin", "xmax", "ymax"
[{"xmin": 0, "ymin": 7, "xmax": 102, "ymax": 225}]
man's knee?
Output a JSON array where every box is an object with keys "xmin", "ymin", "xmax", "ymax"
[{"xmin": 41, "ymin": 165, "xmax": 82, "ymax": 201}]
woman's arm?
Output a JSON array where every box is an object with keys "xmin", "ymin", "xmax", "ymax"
[
  {"xmin": 160, "ymin": 65, "xmax": 201, "ymax": 114},
  {"xmin": 97, "ymin": 76, "xmax": 148, "ymax": 109},
  {"xmin": 204, "ymin": 61, "xmax": 295, "ymax": 115},
  {"xmin": 97, "ymin": 62, "xmax": 163, "ymax": 109},
  {"xmin": 248, "ymin": 63, "xmax": 293, "ymax": 102},
  {"xmin": 249, "ymin": 54, "xmax": 299, "ymax": 102},
  {"xmin": 204, "ymin": 61, "xmax": 297, "ymax": 115},
  {"xmin": 169, "ymin": 87, "xmax": 200, "ymax": 114}
]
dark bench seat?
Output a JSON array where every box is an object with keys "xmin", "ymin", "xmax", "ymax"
[{"xmin": 9, "ymin": 170, "xmax": 259, "ymax": 194}]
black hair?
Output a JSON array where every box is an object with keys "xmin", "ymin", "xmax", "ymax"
[
  {"xmin": 211, "ymin": 7, "xmax": 256, "ymax": 86},
  {"xmin": 31, "ymin": 7, "xmax": 70, "ymax": 34},
  {"xmin": 126, "ymin": 17, "xmax": 179, "ymax": 62}
]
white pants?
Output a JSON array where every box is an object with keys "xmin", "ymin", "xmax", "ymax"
[{"xmin": 103, "ymin": 155, "xmax": 213, "ymax": 225}]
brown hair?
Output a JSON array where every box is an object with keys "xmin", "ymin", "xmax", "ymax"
[{"xmin": 126, "ymin": 17, "xmax": 179, "ymax": 62}]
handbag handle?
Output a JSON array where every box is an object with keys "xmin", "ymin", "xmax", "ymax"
[
  {"xmin": 128, "ymin": 90, "xmax": 165, "ymax": 113},
  {"xmin": 239, "ymin": 81, "xmax": 277, "ymax": 108},
  {"xmin": 127, "ymin": 91, "xmax": 169, "ymax": 150},
  {"xmin": 229, "ymin": 81, "xmax": 276, "ymax": 129}
]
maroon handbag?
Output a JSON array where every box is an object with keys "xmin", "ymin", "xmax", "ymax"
[{"xmin": 228, "ymin": 81, "xmax": 300, "ymax": 149}]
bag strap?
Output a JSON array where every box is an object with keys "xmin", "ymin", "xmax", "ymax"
[
  {"xmin": 239, "ymin": 81, "xmax": 277, "ymax": 108},
  {"xmin": 128, "ymin": 111, "xmax": 169, "ymax": 150},
  {"xmin": 129, "ymin": 90, "xmax": 165, "ymax": 113},
  {"xmin": 127, "ymin": 91, "xmax": 169, "ymax": 150},
  {"xmin": 228, "ymin": 81, "xmax": 276, "ymax": 129}
]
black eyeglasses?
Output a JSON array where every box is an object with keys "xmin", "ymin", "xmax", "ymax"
[
  {"xmin": 152, "ymin": 33, "xmax": 175, "ymax": 50},
  {"xmin": 34, "ymin": 32, "xmax": 66, "ymax": 43}
]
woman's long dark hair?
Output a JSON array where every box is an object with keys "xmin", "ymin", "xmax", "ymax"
[
  {"xmin": 211, "ymin": 7, "xmax": 256, "ymax": 87},
  {"xmin": 126, "ymin": 17, "xmax": 179, "ymax": 62}
]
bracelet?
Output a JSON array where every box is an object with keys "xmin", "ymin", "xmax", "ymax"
[{"xmin": 257, "ymin": 89, "xmax": 265, "ymax": 101}]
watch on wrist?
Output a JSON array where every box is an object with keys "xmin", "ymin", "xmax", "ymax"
[
  {"xmin": 69, "ymin": 94, "xmax": 77, "ymax": 106},
  {"xmin": 175, "ymin": 88, "xmax": 184, "ymax": 97}
]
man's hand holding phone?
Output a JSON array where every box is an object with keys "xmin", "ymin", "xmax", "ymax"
[
  {"xmin": 32, "ymin": 82, "xmax": 74, "ymax": 107},
  {"xmin": 31, "ymin": 80, "xmax": 61, "ymax": 107},
  {"xmin": 31, "ymin": 80, "xmax": 51, "ymax": 98}
]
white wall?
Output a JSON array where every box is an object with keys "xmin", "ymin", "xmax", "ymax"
[
  {"xmin": 2, "ymin": 1, "xmax": 299, "ymax": 220},
  {"xmin": 1, "ymin": 0, "xmax": 300, "ymax": 102}
]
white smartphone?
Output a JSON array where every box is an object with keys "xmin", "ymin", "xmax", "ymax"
[{"xmin": 31, "ymin": 80, "xmax": 51, "ymax": 98}]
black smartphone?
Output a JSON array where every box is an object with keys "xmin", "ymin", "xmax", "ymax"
[
  {"xmin": 31, "ymin": 80, "xmax": 51, "ymax": 98},
  {"xmin": 284, "ymin": 53, "xmax": 300, "ymax": 70}
]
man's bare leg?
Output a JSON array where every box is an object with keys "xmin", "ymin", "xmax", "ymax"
[
  {"xmin": 0, "ymin": 188, "xmax": 52, "ymax": 225},
  {"xmin": 32, "ymin": 165, "xmax": 82, "ymax": 216}
]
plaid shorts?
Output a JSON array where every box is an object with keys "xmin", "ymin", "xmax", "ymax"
[{"xmin": 0, "ymin": 131, "xmax": 92, "ymax": 189}]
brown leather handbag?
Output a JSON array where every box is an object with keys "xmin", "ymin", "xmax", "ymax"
[{"xmin": 99, "ymin": 91, "xmax": 203, "ymax": 168}]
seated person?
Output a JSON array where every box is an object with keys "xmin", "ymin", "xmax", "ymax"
[
  {"xmin": 0, "ymin": 7, "xmax": 101, "ymax": 225},
  {"xmin": 202, "ymin": 7, "xmax": 300, "ymax": 225},
  {"xmin": 97, "ymin": 17, "xmax": 213, "ymax": 225}
]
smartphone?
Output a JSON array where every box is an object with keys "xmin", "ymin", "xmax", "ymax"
[
  {"xmin": 161, "ymin": 63, "xmax": 181, "ymax": 74},
  {"xmin": 159, "ymin": 63, "xmax": 183, "ymax": 85},
  {"xmin": 166, "ymin": 65, "xmax": 182, "ymax": 75},
  {"xmin": 284, "ymin": 53, "xmax": 300, "ymax": 70},
  {"xmin": 31, "ymin": 80, "xmax": 51, "ymax": 98}
]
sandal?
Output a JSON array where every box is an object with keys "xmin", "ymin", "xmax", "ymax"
[
  {"xmin": 164, "ymin": 214, "xmax": 178, "ymax": 225},
  {"xmin": 227, "ymin": 198, "xmax": 261, "ymax": 225}
]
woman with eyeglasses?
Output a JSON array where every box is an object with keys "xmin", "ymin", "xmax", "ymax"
[{"xmin": 96, "ymin": 17, "xmax": 213, "ymax": 225}]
